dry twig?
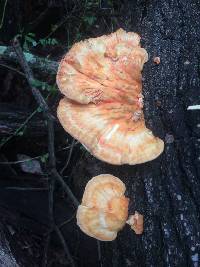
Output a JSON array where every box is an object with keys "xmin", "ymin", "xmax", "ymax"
[
  {"xmin": 12, "ymin": 37, "xmax": 79, "ymax": 267},
  {"xmin": 61, "ymin": 138, "xmax": 76, "ymax": 174}
]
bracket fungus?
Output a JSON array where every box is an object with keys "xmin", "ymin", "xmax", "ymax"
[
  {"xmin": 57, "ymin": 29, "xmax": 164, "ymax": 165},
  {"xmin": 126, "ymin": 211, "xmax": 144, "ymax": 235},
  {"xmin": 76, "ymin": 174, "xmax": 129, "ymax": 241}
]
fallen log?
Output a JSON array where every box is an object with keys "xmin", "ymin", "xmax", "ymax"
[{"xmin": 0, "ymin": 46, "xmax": 58, "ymax": 75}]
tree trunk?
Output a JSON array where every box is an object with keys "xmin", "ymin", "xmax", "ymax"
[{"xmin": 73, "ymin": 1, "xmax": 200, "ymax": 266}]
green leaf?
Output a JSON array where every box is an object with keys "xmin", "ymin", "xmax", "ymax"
[
  {"xmin": 38, "ymin": 39, "xmax": 45, "ymax": 46},
  {"xmin": 17, "ymin": 131, "xmax": 24, "ymax": 136},
  {"xmin": 51, "ymin": 38, "xmax": 58, "ymax": 45},
  {"xmin": 23, "ymin": 41, "xmax": 29, "ymax": 51},
  {"xmin": 30, "ymin": 79, "xmax": 44, "ymax": 88},
  {"xmin": 37, "ymin": 107, "xmax": 43, "ymax": 113},
  {"xmin": 45, "ymin": 83, "xmax": 56, "ymax": 93},
  {"xmin": 83, "ymin": 16, "xmax": 97, "ymax": 26},
  {"xmin": 38, "ymin": 38, "xmax": 59, "ymax": 47},
  {"xmin": 40, "ymin": 153, "xmax": 49, "ymax": 163},
  {"xmin": 25, "ymin": 36, "xmax": 37, "ymax": 46},
  {"xmin": 30, "ymin": 79, "xmax": 57, "ymax": 94},
  {"xmin": 27, "ymin": 32, "xmax": 36, "ymax": 37},
  {"xmin": 76, "ymin": 32, "xmax": 82, "ymax": 40}
]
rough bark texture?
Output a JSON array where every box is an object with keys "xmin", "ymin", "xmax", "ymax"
[
  {"xmin": 72, "ymin": 1, "xmax": 200, "ymax": 266},
  {"xmin": 0, "ymin": 218, "xmax": 42, "ymax": 267},
  {"xmin": 0, "ymin": 223, "xmax": 20, "ymax": 267}
]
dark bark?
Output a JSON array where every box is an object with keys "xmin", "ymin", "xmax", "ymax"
[
  {"xmin": 0, "ymin": 218, "xmax": 43, "ymax": 267},
  {"xmin": 0, "ymin": 223, "xmax": 20, "ymax": 267},
  {"xmin": 72, "ymin": 0, "xmax": 200, "ymax": 266}
]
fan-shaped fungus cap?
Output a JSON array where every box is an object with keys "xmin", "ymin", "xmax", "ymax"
[
  {"xmin": 57, "ymin": 28, "xmax": 164, "ymax": 165},
  {"xmin": 76, "ymin": 174, "xmax": 129, "ymax": 241},
  {"xmin": 126, "ymin": 211, "xmax": 144, "ymax": 235}
]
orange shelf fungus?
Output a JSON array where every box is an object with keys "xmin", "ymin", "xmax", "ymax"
[
  {"xmin": 153, "ymin": 56, "xmax": 161, "ymax": 65},
  {"xmin": 57, "ymin": 28, "xmax": 164, "ymax": 165},
  {"xmin": 76, "ymin": 174, "xmax": 129, "ymax": 241},
  {"xmin": 126, "ymin": 211, "xmax": 144, "ymax": 235}
]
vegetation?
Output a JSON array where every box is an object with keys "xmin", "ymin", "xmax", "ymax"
[{"xmin": 0, "ymin": 1, "xmax": 125, "ymax": 266}]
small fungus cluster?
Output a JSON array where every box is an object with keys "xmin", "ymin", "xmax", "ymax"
[{"xmin": 56, "ymin": 29, "xmax": 164, "ymax": 241}]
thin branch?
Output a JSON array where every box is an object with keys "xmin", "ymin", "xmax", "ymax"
[
  {"xmin": 51, "ymin": 168, "xmax": 79, "ymax": 207},
  {"xmin": 0, "ymin": 62, "xmax": 25, "ymax": 76},
  {"xmin": 0, "ymin": 108, "xmax": 38, "ymax": 149},
  {"xmin": 44, "ymin": 3, "xmax": 79, "ymax": 39},
  {"xmin": 47, "ymin": 116, "xmax": 56, "ymax": 169},
  {"xmin": 61, "ymin": 138, "xmax": 75, "ymax": 174},
  {"xmin": 0, "ymin": 155, "xmax": 47, "ymax": 165},
  {"xmin": 0, "ymin": 142, "xmax": 78, "ymax": 165},
  {"xmin": 4, "ymin": 187, "xmax": 48, "ymax": 191},
  {"xmin": 58, "ymin": 213, "xmax": 76, "ymax": 228},
  {"xmin": 12, "ymin": 38, "xmax": 79, "ymax": 267},
  {"xmin": 42, "ymin": 234, "xmax": 51, "ymax": 267},
  {"xmin": 45, "ymin": 14, "xmax": 72, "ymax": 39},
  {"xmin": 28, "ymin": 8, "xmax": 50, "ymax": 31},
  {"xmin": 97, "ymin": 241, "xmax": 103, "ymax": 267},
  {"xmin": 54, "ymin": 225, "xmax": 76, "ymax": 267},
  {"xmin": 12, "ymin": 39, "xmax": 79, "ymax": 208},
  {"xmin": 13, "ymin": 38, "xmax": 51, "ymax": 115},
  {"xmin": 42, "ymin": 167, "xmax": 54, "ymax": 267},
  {"xmin": 48, "ymin": 175, "xmax": 55, "ymax": 227},
  {"xmin": 0, "ymin": 0, "xmax": 8, "ymax": 29}
]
